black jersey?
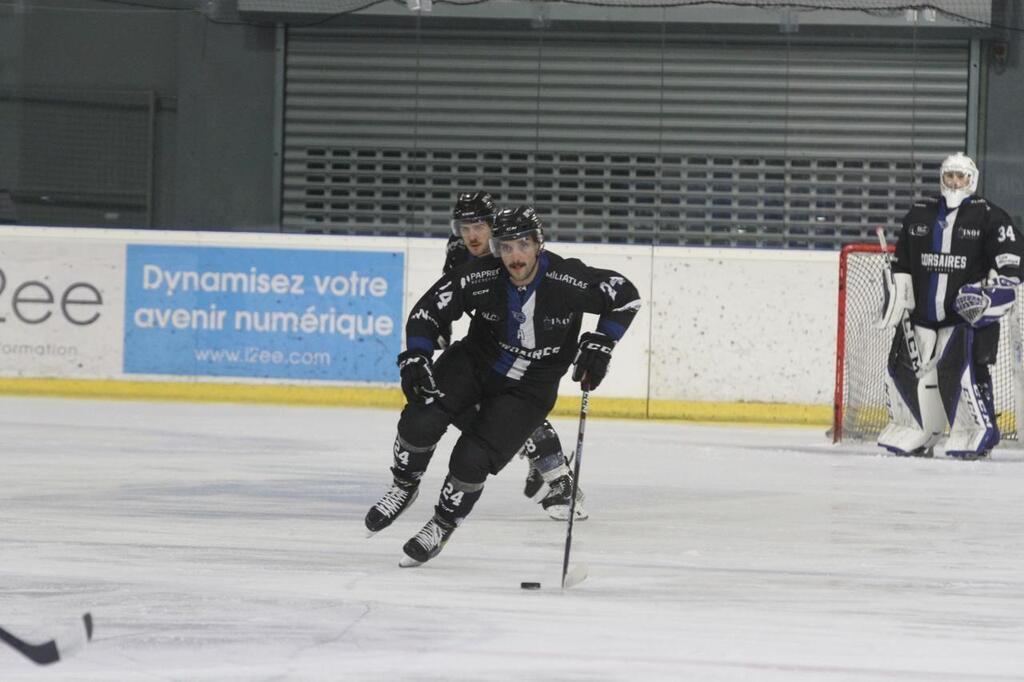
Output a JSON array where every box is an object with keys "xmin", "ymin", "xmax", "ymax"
[
  {"xmin": 893, "ymin": 196, "xmax": 1023, "ymax": 326},
  {"xmin": 406, "ymin": 250, "xmax": 641, "ymax": 385}
]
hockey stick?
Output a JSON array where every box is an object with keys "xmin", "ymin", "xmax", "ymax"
[
  {"xmin": 876, "ymin": 226, "xmax": 922, "ymax": 373},
  {"xmin": 0, "ymin": 613, "xmax": 93, "ymax": 665},
  {"xmin": 561, "ymin": 389, "xmax": 590, "ymax": 590}
]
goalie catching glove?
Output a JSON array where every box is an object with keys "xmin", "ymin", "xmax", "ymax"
[
  {"xmin": 397, "ymin": 350, "xmax": 443, "ymax": 404},
  {"xmin": 954, "ymin": 276, "xmax": 1018, "ymax": 328},
  {"xmin": 572, "ymin": 332, "xmax": 615, "ymax": 390}
]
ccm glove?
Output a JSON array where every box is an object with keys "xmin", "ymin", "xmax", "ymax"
[
  {"xmin": 397, "ymin": 350, "xmax": 442, "ymax": 404},
  {"xmin": 572, "ymin": 332, "xmax": 615, "ymax": 390},
  {"xmin": 877, "ymin": 271, "xmax": 914, "ymax": 329}
]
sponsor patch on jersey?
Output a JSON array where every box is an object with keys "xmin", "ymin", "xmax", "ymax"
[
  {"xmin": 910, "ymin": 223, "xmax": 930, "ymax": 237},
  {"xmin": 546, "ymin": 271, "xmax": 588, "ymax": 289},
  {"xmin": 512, "ymin": 311, "xmax": 527, "ymax": 323},
  {"xmin": 480, "ymin": 311, "xmax": 500, "ymax": 322},
  {"xmin": 460, "ymin": 268, "xmax": 501, "ymax": 288},
  {"xmin": 958, "ymin": 227, "xmax": 981, "ymax": 240},
  {"xmin": 497, "ymin": 340, "xmax": 561, "ymax": 360},
  {"xmin": 542, "ymin": 315, "xmax": 572, "ymax": 330},
  {"xmin": 996, "ymin": 253, "xmax": 1021, "ymax": 269}
]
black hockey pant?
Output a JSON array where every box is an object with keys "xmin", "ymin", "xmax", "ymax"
[{"xmin": 396, "ymin": 341, "xmax": 558, "ymax": 486}]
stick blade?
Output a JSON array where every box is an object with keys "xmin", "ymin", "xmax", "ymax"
[
  {"xmin": 0, "ymin": 627, "xmax": 60, "ymax": 665},
  {"xmin": 561, "ymin": 564, "xmax": 588, "ymax": 589},
  {"xmin": 83, "ymin": 613, "xmax": 93, "ymax": 642},
  {"xmin": 0, "ymin": 613, "xmax": 93, "ymax": 666}
]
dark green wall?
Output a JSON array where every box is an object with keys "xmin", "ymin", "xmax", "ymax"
[{"xmin": 0, "ymin": 1, "xmax": 277, "ymax": 230}]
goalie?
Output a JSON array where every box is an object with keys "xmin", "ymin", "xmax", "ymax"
[{"xmin": 878, "ymin": 152, "xmax": 1024, "ymax": 459}]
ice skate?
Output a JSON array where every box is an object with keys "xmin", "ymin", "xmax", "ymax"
[
  {"xmin": 540, "ymin": 475, "xmax": 588, "ymax": 521},
  {"xmin": 523, "ymin": 461, "xmax": 545, "ymax": 500},
  {"xmin": 947, "ymin": 449, "xmax": 991, "ymax": 461},
  {"xmin": 365, "ymin": 478, "xmax": 419, "ymax": 536},
  {"xmin": 399, "ymin": 514, "xmax": 456, "ymax": 567},
  {"xmin": 891, "ymin": 446, "xmax": 934, "ymax": 458}
]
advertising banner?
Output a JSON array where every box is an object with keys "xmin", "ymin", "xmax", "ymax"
[
  {"xmin": 124, "ymin": 244, "xmax": 404, "ymax": 382},
  {"xmin": 0, "ymin": 239, "xmax": 125, "ymax": 377}
]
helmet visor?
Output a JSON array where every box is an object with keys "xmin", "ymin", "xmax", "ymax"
[
  {"xmin": 489, "ymin": 228, "xmax": 543, "ymax": 257},
  {"xmin": 451, "ymin": 216, "xmax": 494, "ymax": 237}
]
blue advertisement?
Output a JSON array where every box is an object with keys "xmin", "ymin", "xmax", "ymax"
[{"xmin": 124, "ymin": 245, "xmax": 404, "ymax": 382}]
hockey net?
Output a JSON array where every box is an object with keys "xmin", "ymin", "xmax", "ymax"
[{"xmin": 832, "ymin": 243, "xmax": 1024, "ymax": 444}]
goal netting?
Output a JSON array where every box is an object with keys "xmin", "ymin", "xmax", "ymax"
[{"xmin": 832, "ymin": 243, "xmax": 1024, "ymax": 444}]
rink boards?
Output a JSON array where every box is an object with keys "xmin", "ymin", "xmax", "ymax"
[{"xmin": 0, "ymin": 226, "xmax": 837, "ymax": 424}]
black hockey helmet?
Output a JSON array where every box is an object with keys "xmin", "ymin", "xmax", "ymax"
[
  {"xmin": 450, "ymin": 191, "xmax": 496, "ymax": 236},
  {"xmin": 489, "ymin": 206, "xmax": 544, "ymax": 256}
]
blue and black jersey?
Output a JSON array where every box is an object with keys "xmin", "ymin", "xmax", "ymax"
[
  {"xmin": 405, "ymin": 250, "xmax": 641, "ymax": 385},
  {"xmin": 894, "ymin": 196, "xmax": 1023, "ymax": 326}
]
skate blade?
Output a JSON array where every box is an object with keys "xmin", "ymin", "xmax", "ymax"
[
  {"xmin": 562, "ymin": 564, "xmax": 588, "ymax": 589},
  {"xmin": 545, "ymin": 505, "xmax": 589, "ymax": 521},
  {"xmin": 398, "ymin": 555, "xmax": 424, "ymax": 568}
]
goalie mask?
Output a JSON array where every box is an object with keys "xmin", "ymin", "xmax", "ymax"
[
  {"xmin": 939, "ymin": 152, "xmax": 979, "ymax": 209},
  {"xmin": 451, "ymin": 191, "xmax": 496, "ymax": 237}
]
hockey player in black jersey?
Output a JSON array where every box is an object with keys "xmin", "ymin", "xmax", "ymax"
[
  {"xmin": 878, "ymin": 152, "xmax": 1024, "ymax": 459},
  {"xmin": 365, "ymin": 205, "xmax": 641, "ymax": 566},
  {"xmin": 443, "ymin": 191, "xmax": 587, "ymax": 520}
]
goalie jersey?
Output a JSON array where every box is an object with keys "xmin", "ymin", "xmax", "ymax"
[
  {"xmin": 405, "ymin": 250, "xmax": 641, "ymax": 385},
  {"xmin": 893, "ymin": 196, "xmax": 1024, "ymax": 326}
]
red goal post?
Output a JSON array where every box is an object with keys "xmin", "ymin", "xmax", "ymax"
[{"xmin": 832, "ymin": 243, "xmax": 1024, "ymax": 445}]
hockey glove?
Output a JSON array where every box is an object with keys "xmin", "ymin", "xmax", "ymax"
[
  {"xmin": 877, "ymin": 270, "xmax": 914, "ymax": 329},
  {"xmin": 397, "ymin": 350, "xmax": 443, "ymax": 404},
  {"xmin": 572, "ymin": 332, "xmax": 615, "ymax": 390},
  {"xmin": 955, "ymin": 277, "xmax": 1017, "ymax": 328}
]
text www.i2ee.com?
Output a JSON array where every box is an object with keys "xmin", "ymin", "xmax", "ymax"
[{"xmin": 194, "ymin": 347, "xmax": 332, "ymax": 366}]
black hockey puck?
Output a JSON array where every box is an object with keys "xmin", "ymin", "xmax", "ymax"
[{"xmin": 520, "ymin": 582, "xmax": 541, "ymax": 590}]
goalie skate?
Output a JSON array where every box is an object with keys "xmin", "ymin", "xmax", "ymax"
[
  {"xmin": 890, "ymin": 445, "xmax": 934, "ymax": 458},
  {"xmin": 946, "ymin": 447, "xmax": 992, "ymax": 461}
]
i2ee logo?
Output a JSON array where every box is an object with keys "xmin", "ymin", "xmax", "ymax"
[{"xmin": 0, "ymin": 266, "xmax": 103, "ymax": 325}]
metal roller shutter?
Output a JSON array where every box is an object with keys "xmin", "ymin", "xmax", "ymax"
[{"xmin": 282, "ymin": 19, "xmax": 970, "ymax": 248}]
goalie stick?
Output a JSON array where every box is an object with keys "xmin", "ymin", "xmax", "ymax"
[
  {"xmin": 0, "ymin": 613, "xmax": 93, "ymax": 665},
  {"xmin": 561, "ymin": 389, "xmax": 590, "ymax": 590},
  {"xmin": 876, "ymin": 226, "xmax": 922, "ymax": 373}
]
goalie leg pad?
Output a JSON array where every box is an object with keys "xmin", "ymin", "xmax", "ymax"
[
  {"xmin": 939, "ymin": 326, "xmax": 1000, "ymax": 459},
  {"xmin": 878, "ymin": 325, "xmax": 945, "ymax": 455}
]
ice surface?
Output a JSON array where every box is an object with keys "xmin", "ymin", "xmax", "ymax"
[{"xmin": 3, "ymin": 397, "xmax": 1024, "ymax": 680}]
